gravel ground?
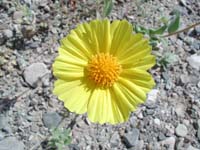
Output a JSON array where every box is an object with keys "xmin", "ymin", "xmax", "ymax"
[{"xmin": 0, "ymin": 0, "xmax": 200, "ymax": 150}]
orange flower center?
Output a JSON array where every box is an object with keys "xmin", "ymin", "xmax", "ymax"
[{"xmin": 87, "ymin": 53, "xmax": 122, "ymax": 87}]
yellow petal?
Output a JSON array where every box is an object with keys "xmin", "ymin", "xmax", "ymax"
[
  {"xmin": 122, "ymin": 55, "xmax": 156, "ymax": 70},
  {"xmin": 112, "ymin": 83, "xmax": 135, "ymax": 111},
  {"xmin": 121, "ymin": 69, "xmax": 152, "ymax": 80},
  {"xmin": 119, "ymin": 40, "xmax": 151, "ymax": 64},
  {"xmin": 114, "ymin": 82, "xmax": 145, "ymax": 106},
  {"xmin": 110, "ymin": 20, "xmax": 133, "ymax": 55},
  {"xmin": 58, "ymin": 47, "xmax": 88, "ymax": 66},
  {"xmin": 87, "ymin": 88, "xmax": 129, "ymax": 124},
  {"xmin": 89, "ymin": 19, "xmax": 111, "ymax": 53},
  {"xmin": 118, "ymin": 77, "xmax": 146, "ymax": 101},
  {"xmin": 120, "ymin": 68, "xmax": 155, "ymax": 92},
  {"xmin": 53, "ymin": 79, "xmax": 81, "ymax": 96},
  {"xmin": 54, "ymin": 79, "xmax": 92, "ymax": 114}
]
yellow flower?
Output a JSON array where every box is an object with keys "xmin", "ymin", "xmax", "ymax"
[{"xmin": 53, "ymin": 19, "xmax": 155, "ymax": 124}]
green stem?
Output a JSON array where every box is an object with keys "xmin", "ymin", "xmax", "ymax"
[{"xmin": 163, "ymin": 22, "xmax": 200, "ymax": 37}]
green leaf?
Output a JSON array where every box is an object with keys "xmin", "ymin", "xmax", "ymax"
[
  {"xmin": 56, "ymin": 143, "xmax": 63, "ymax": 150},
  {"xmin": 48, "ymin": 128, "xmax": 72, "ymax": 149},
  {"xmin": 157, "ymin": 52, "xmax": 178, "ymax": 69},
  {"xmin": 134, "ymin": 24, "xmax": 149, "ymax": 34},
  {"xmin": 149, "ymin": 25, "xmax": 167, "ymax": 35},
  {"xmin": 167, "ymin": 11, "xmax": 180, "ymax": 33},
  {"xmin": 103, "ymin": 0, "xmax": 113, "ymax": 17}
]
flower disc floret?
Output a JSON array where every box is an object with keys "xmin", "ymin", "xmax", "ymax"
[{"xmin": 87, "ymin": 53, "xmax": 122, "ymax": 87}]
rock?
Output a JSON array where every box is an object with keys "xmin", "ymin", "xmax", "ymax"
[
  {"xmin": 21, "ymin": 26, "xmax": 36, "ymax": 39},
  {"xmin": 123, "ymin": 128, "xmax": 140, "ymax": 148},
  {"xmin": 3, "ymin": 29, "xmax": 13, "ymax": 38},
  {"xmin": 3, "ymin": 126, "xmax": 12, "ymax": 133},
  {"xmin": 187, "ymin": 54, "xmax": 200, "ymax": 70},
  {"xmin": 190, "ymin": 40, "xmax": 200, "ymax": 51},
  {"xmin": 0, "ymin": 137, "xmax": 24, "ymax": 150},
  {"xmin": 176, "ymin": 138, "xmax": 184, "ymax": 150},
  {"xmin": 184, "ymin": 37, "xmax": 195, "ymax": 45},
  {"xmin": 129, "ymin": 116, "xmax": 138, "ymax": 128},
  {"xmin": 182, "ymin": 119, "xmax": 190, "ymax": 126},
  {"xmin": 0, "ymin": 33, "xmax": 6, "ymax": 45},
  {"xmin": 154, "ymin": 118, "xmax": 161, "ymax": 126},
  {"xmin": 180, "ymin": 75, "xmax": 190, "ymax": 84},
  {"xmin": 0, "ymin": 115, "xmax": 8, "ymax": 129},
  {"xmin": 195, "ymin": 26, "xmax": 200, "ymax": 35},
  {"xmin": 145, "ymin": 109, "xmax": 154, "ymax": 115},
  {"xmin": 133, "ymin": 140, "xmax": 144, "ymax": 150},
  {"xmin": 0, "ymin": 131, "xmax": 5, "ymax": 140},
  {"xmin": 42, "ymin": 112, "xmax": 62, "ymax": 129},
  {"xmin": 96, "ymin": 129, "xmax": 109, "ymax": 142},
  {"xmin": 23, "ymin": 63, "xmax": 48, "ymax": 88},
  {"xmin": 179, "ymin": 0, "xmax": 187, "ymax": 6},
  {"xmin": 197, "ymin": 128, "xmax": 200, "ymax": 140},
  {"xmin": 197, "ymin": 119, "xmax": 200, "ymax": 128},
  {"xmin": 29, "ymin": 42, "xmax": 39, "ymax": 49},
  {"xmin": 147, "ymin": 89, "xmax": 159, "ymax": 104},
  {"xmin": 175, "ymin": 103, "xmax": 185, "ymax": 117},
  {"xmin": 175, "ymin": 124, "xmax": 188, "ymax": 137},
  {"xmin": 135, "ymin": 109, "xmax": 143, "ymax": 119},
  {"xmin": 158, "ymin": 132, "xmax": 166, "ymax": 141},
  {"xmin": 160, "ymin": 137, "xmax": 175, "ymax": 150},
  {"xmin": 13, "ymin": 11, "xmax": 24, "ymax": 23},
  {"xmin": 110, "ymin": 132, "xmax": 120, "ymax": 147},
  {"xmin": 67, "ymin": 144, "xmax": 80, "ymax": 150},
  {"xmin": 187, "ymin": 145, "xmax": 199, "ymax": 150},
  {"xmin": 128, "ymin": 140, "xmax": 144, "ymax": 150},
  {"xmin": 197, "ymin": 81, "xmax": 200, "ymax": 88},
  {"xmin": 30, "ymin": 124, "xmax": 39, "ymax": 132}
]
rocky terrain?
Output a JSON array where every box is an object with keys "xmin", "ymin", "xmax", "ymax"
[{"xmin": 0, "ymin": 0, "xmax": 200, "ymax": 150}]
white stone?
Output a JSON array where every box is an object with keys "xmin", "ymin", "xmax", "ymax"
[
  {"xmin": 175, "ymin": 124, "xmax": 188, "ymax": 137},
  {"xmin": 187, "ymin": 145, "xmax": 199, "ymax": 150},
  {"xmin": 154, "ymin": 118, "xmax": 161, "ymax": 126},
  {"xmin": 147, "ymin": 89, "xmax": 159, "ymax": 103},
  {"xmin": 187, "ymin": 54, "xmax": 200, "ymax": 70},
  {"xmin": 0, "ymin": 137, "xmax": 24, "ymax": 150},
  {"xmin": 160, "ymin": 137, "xmax": 175, "ymax": 150},
  {"xmin": 175, "ymin": 103, "xmax": 185, "ymax": 117},
  {"xmin": 3, "ymin": 29, "xmax": 13, "ymax": 38},
  {"xmin": 23, "ymin": 63, "xmax": 48, "ymax": 87}
]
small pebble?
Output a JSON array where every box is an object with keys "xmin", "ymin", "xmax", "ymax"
[
  {"xmin": 154, "ymin": 118, "xmax": 161, "ymax": 126},
  {"xmin": 42, "ymin": 112, "xmax": 62, "ymax": 129},
  {"xmin": 3, "ymin": 29, "xmax": 13, "ymax": 38},
  {"xmin": 23, "ymin": 63, "xmax": 49, "ymax": 88},
  {"xmin": 175, "ymin": 124, "xmax": 188, "ymax": 137},
  {"xmin": 147, "ymin": 89, "xmax": 159, "ymax": 104},
  {"xmin": 187, "ymin": 145, "xmax": 199, "ymax": 150},
  {"xmin": 187, "ymin": 54, "xmax": 200, "ymax": 70},
  {"xmin": 197, "ymin": 128, "xmax": 200, "ymax": 141},
  {"xmin": 175, "ymin": 103, "xmax": 185, "ymax": 117},
  {"xmin": 160, "ymin": 137, "xmax": 175, "ymax": 150},
  {"xmin": 0, "ymin": 137, "xmax": 24, "ymax": 150},
  {"xmin": 123, "ymin": 128, "xmax": 140, "ymax": 148}
]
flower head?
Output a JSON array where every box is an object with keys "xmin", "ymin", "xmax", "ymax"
[{"xmin": 53, "ymin": 19, "xmax": 155, "ymax": 124}]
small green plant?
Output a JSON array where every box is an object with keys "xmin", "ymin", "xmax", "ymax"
[
  {"xmin": 103, "ymin": 0, "xmax": 113, "ymax": 18},
  {"xmin": 95, "ymin": 0, "xmax": 113, "ymax": 19},
  {"xmin": 157, "ymin": 52, "xmax": 178, "ymax": 70},
  {"xmin": 134, "ymin": 10, "xmax": 181, "ymax": 48},
  {"xmin": 48, "ymin": 127, "xmax": 72, "ymax": 150}
]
